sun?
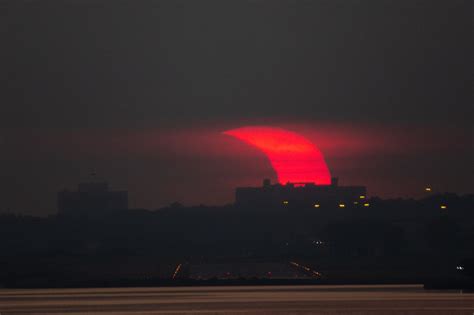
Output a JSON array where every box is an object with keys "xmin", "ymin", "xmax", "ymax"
[{"xmin": 223, "ymin": 126, "xmax": 331, "ymax": 185}]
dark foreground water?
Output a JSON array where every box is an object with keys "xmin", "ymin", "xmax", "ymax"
[{"xmin": 1, "ymin": 285, "xmax": 473, "ymax": 314}]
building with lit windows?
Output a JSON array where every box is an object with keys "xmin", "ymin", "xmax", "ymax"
[{"xmin": 235, "ymin": 177, "xmax": 366, "ymax": 208}]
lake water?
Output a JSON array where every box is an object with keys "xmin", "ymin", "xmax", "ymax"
[{"xmin": 1, "ymin": 284, "xmax": 473, "ymax": 314}]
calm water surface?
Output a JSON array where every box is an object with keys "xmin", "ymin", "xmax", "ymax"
[{"xmin": 0, "ymin": 284, "xmax": 473, "ymax": 314}]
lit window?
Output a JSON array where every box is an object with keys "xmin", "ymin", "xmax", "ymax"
[
  {"xmin": 440, "ymin": 205, "xmax": 447, "ymax": 209},
  {"xmin": 353, "ymin": 201, "xmax": 359, "ymax": 205},
  {"xmin": 425, "ymin": 187, "xmax": 432, "ymax": 192},
  {"xmin": 314, "ymin": 204, "xmax": 320, "ymax": 208},
  {"xmin": 363, "ymin": 203, "xmax": 370, "ymax": 207},
  {"xmin": 283, "ymin": 200, "xmax": 289, "ymax": 205},
  {"xmin": 338, "ymin": 203, "xmax": 345, "ymax": 208},
  {"xmin": 359, "ymin": 195, "xmax": 365, "ymax": 199}
]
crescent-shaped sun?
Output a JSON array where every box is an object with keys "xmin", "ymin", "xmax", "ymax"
[{"xmin": 223, "ymin": 126, "xmax": 331, "ymax": 185}]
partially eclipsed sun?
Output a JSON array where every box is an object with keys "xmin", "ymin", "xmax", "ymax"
[{"xmin": 223, "ymin": 126, "xmax": 331, "ymax": 185}]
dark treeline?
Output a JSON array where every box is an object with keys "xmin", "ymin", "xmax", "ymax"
[{"xmin": 1, "ymin": 193, "xmax": 473, "ymax": 288}]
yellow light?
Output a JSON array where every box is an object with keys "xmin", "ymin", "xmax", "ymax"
[
  {"xmin": 359, "ymin": 195, "xmax": 365, "ymax": 199},
  {"xmin": 425, "ymin": 187, "xmax": 432, "ymax": 192},
  {"xmin": 283, "ymin": 200, "xmax": 289, "ymax": 205},
  {"xmin": 440, "ymin": 205, "xmax": 447, "ymax": 209},
  {"xmin": 172, "ymin": 264, "xmax": 182, "ymax": 280},
  {"xmin": 363, "ymin": 203, "xmax": 370, "ymax": 207},
  {"xmin": 339, "ymin": 203, "xmax": 345, "ymax": 208},
  {"xmin": 314, "ymin": 204, "xmax": 320, "ymax": 208}
]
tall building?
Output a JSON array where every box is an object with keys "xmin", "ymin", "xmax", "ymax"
[
  {"xmin": 235, "ymin": 178, "xmax": 366, "ymax": 208},
  {"xmin": 58, "ymin": 182, "xmax": 128, "ymax": 214}
]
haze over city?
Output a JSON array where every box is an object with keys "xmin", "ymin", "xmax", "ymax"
[{"xmin": 1, "ymin": 0, "xmax": 472, "ymax": 216}]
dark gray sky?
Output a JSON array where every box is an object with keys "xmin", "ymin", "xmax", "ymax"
[{"xmin": 1, "ymin": 0, "xmax": 472, "ymax": 215}]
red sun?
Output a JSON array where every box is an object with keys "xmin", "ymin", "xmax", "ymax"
[{"xmin": 223, "ymin": 126, "xmax": 331, "ymax": 185}]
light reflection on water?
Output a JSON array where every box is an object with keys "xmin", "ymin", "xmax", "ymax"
[{"xmin": 0, "ymin": 284, "xmax": 473, "ymax": 314}]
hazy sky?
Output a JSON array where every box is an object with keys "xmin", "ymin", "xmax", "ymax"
[{"xmin": 1, "ymin": 0, "xmax": 472, "ymax": 215}]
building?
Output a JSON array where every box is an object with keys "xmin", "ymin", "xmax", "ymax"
[
  {"xmin": 58, "ymin": 182, "xmax": 128, "ymax": 214},
  {"xmin": 235, "ymin": 178, "xmax": 366, "ymax": 208}
]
